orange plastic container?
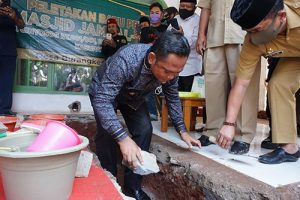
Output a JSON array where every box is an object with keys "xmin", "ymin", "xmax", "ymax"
[
  {"xmin": 0, "ymin": 116, "xmax": 18, "ymax": 132},
  {"xmin": 29, "ymin": 114, "xmax": 65, "ymax": 121}
]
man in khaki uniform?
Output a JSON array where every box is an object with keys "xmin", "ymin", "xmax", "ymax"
[
  {"xmin": 217, "ymin": 0, "xmax": 300, "ymax": 164},
  {"xmin": 196, "ymin": 0, "xmax": 260, "ymax": 154}
]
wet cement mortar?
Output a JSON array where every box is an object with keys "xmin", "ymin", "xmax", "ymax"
[{"xmin": 66, "ymin": 114, "xmax": 300, "ymax": 200}]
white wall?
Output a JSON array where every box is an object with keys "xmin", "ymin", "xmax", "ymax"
[
  {"xmin": 12, "ymin": 93, "xmax": 93, "ymax": 114},
  {"xmin": 164, "ymin": 0, "xmax": 180, "ymax": 7}
]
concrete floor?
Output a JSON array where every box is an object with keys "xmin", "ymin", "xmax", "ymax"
[
  {"xmin": 152, "ymin": 121, "xmax": 300, "ymax": 188},
  {"xmin": 144, "ymin": 121, "xmax": 300, "ymax": 200}
]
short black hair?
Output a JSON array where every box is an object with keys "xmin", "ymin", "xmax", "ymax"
[
  {"xmin": 231, "ymin": 0, "xmax": 283, "ymax": 29},
  {"xmin": 164, "ymin": 7, "xmax": 178, "ymax": 16},
  {"xmin": 139, "ymin": 16, "xmax": 150, "ymax": 24},
  {"xmin": 150, "ymin": 2, "xmax": 163, "ymax": 11},
  {"xmin": 150, "ymin": 31, "xmax": 190, "ymax": 60}
]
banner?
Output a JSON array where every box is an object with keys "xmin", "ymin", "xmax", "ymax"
[{"xmin": 12, "ymin": 0, "xmax": 148, "ymax": 66}]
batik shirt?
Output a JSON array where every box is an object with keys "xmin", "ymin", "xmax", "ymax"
[
  {"xmin": 89, "ymin": 43, "xmax": 187, "ymax": 142},
  {"xmin": 0, "ymin": 7, "xmax": 21, "ymax": 56}
]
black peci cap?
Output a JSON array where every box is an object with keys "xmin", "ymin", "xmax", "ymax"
[{"xmin": 231, "ymin": 0, "xmax": 277, "ymax": 29}]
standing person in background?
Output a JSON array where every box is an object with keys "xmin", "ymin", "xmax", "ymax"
[
  {"xmin": 0, "ymin": 0, "xmax": 24, "ymax": 115},
  {"xmin": 260, "ymin": 58, "xmax": 300, "ymax": 150},
  {"xmin": 139, "ymin": 16, "xmax": 150, "ymax": 30},
  {"xmin": 196, "ymin": 0, "xmax": 261, "ymax": 155},
  {"xmin": 141, "ymin": 2, "xmax": 168, "ymax": 121},
  {"xmin": 65, "ymin": 68, "xmax": 82, "ymax": 92},
  {"xmin": 163, "ymin": 6, "xmax": 179, "ymax": 26},
  {"xmin": 133, "ymin": 16, "xmax": 150, "ymax": 43},
  {"xmin": 140, "ymin": 2, "xmax": 168, "ymax": 44},
  {"xmin": 102, "ymin": 18, "xmax": 127, "ymax": 60},
  {"xmin": 169, "ymin": 0, "xmax": 202, "ymax": 92}
]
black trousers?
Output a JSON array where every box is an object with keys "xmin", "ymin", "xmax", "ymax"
[
  {"xmin": 178, "ymin": 75, "xmax": 195, "ymax": 92},
  {"xmin": 92, "ymin": 101, "xmax": 153, "ymax": 190},
  {"xmin": 178, "ymin": 75, "xmax": 207, "ymax": 124},
  {"xmin": 0, "ymin": 56, "xmax": 16, "ymax": 114}
]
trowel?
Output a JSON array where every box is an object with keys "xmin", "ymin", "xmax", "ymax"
[{"xmin": 208, "ymin": 136, "xmax": 258, "ymax": 159}]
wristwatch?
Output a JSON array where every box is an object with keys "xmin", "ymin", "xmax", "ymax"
[{"xmin": 223, "ymin": 121, "xmax": 237, "ymax": 127}]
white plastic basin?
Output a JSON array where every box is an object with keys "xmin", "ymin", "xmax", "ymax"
[{"xmin": 0, "ymin": 133, "xmax": 89, "ymax": 200}]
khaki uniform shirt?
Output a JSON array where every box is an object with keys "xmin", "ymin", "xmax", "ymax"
[
  {"xmin": 236, "ymin": 3, "xmax": 300, "ymax": 80},
  {"xmin": 197, "ymin": 0, "xmax": 245, "ymax": 48}
]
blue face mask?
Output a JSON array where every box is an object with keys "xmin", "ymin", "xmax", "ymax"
[{"xmin": 150, "ymin": 13, "xmax": 161, "ymax": 24}]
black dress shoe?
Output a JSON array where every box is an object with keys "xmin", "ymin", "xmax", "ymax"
[
  {"xmin": 258, "ymin": 148, "xmax": 300, "ymax": 164},
  {"xmin": 195, "ymin": 126, "xmax": 205, "ymax": 133},
  {"xmin": 198, "ymin": 135, "xmax": 214, "ymax": 146},
  {"xmin": 229, "ymin": 141, "xmax": 250, "ymax": 155},
  {"xmin": 261, "ymin": 135, "xmax": 279, "ymax": 149},
  {"xmin": 1, "ymin": 110, "xmax": 17, "ymax": 116},
  {"xmin": 123, "ymin": 188, "xmax": 151, "ymax": 200}
]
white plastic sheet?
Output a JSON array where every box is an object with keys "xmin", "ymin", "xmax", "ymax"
[{"xmin": 191, "ymin": 75, "xmax": 205, "ymax": 98}]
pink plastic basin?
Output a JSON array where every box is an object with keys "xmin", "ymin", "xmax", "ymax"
[{"xmin": 26, "ymin": 121, "xmax": 80, "ymax": 152}]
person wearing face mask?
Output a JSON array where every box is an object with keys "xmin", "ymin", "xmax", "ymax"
[
  {"xmin": 168, "ymin": 0, "xmax": 202, "ymax": 92},
  {"xmin": 0, "ymin": 0, "xmax": 24, "ymax": 115},
  {"xmin": 217, "ymin": 0, "xmax": 300, "ymax": 164},
  {"xmin": 140, "ymin": 2, "xmax": 168, "ymax": 121},
  {"xmin": 102, "ymin": 18, "xmax": 127, "ymax": 60},
  {"xmin": 140, "ymin": 2, "xmax": 168, "ymax": 44},
  {"xmin": 178, "ymin": 2, "xmax": 196, "ymax": 20},
  {"xmin": 139, "ymin": 16, "xmax": 150, "ymax": 30},
  {"xmin": 133, "ymin": 16, "xmax": 150, "ymax": 43},
  {"xmin": 196, "ymin": 0, "xmax": 261, "ymax": 155}
]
